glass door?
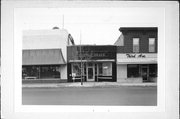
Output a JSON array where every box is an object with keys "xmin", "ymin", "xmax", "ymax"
[
  {"xmin": 141, "ymin": 66, "xmax": 148, "ymax": 81},
  {"xmin": 87, "ymin": 66, "xmax": 94, "ymax": 81}
]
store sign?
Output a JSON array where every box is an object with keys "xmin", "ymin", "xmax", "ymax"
[
  {"xmin": 126, "ymin": 53, "xmax": 146, "ymax": 58},
  {"xmin": 117, "ymin": 53, "xmax": 157, "ymax": 64},
  {"xmin": 92, "ymin": 53, "xmax": 106, "ymax": 57},
  {"xmin": 81, "ymin": 52, "xmax": 115, "ymax": 59},
  {"xmin": 68, "ymin": 46, "xmax": 116, "ymax": 61}
]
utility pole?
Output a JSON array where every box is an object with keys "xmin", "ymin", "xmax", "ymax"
[{"xmin": 80, "ymin": 30, "xmax": 83, "ymax": 85}]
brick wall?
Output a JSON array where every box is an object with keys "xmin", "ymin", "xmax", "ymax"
[{"xmin": 117, "ymin": 28, "xmax": 158, "ymax": 53}]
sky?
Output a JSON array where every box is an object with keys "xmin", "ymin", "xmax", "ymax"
[{"xmin": 18, "ymin": 8, "xmax": 161, "ymax": 45}]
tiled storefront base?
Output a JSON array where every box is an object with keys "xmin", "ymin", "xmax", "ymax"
[
  {"xmin": 117, "ymin": 77, "xmax": 157, "ymax": 83},
  {"xmin": 149, "ymin": 77, "xmax": 157, "ymax": 82},
  {"xmin": 117, "ymin": 77, "xmax": 143, "ymax": 83},
  {"xmin": 22, "ymin": 79, "xmax": 67, "ymax": 84}
]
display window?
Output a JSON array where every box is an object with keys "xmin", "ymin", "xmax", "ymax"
[
  {"xmin": 127, "ymin": 64, "xmax": 140, "ymax": 78},
  {"xmin": 22, "ymin": 65, "xmax": 60, "ymax": 79},
  {"xmin": 149, "ymin": 64, "xmax": 157, "ymax": 77},
  {"xmin": 72, "ymin": 63, "xmax": 81, "ymax": 76},
  {"xmin": 97, "ymin": 62, "xmax": 112, "ymax": 76}
]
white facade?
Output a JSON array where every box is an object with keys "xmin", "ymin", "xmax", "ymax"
[
  {"xmin": 117, "ymin": 53, "xmax": 157, "ymax": 83},
  {"xmin": 117, "ymin": 53, "xmax": 157, "ymax": 64},
  {"xmin": 117, "ymin": 64, "xmax": 127, "ymax": 83},
  {"xmin": 23, "ymin": 28, "xmax": 71, "ymax": 79},
  {"xmin": 23, "ymin": 29, "xmax": 69, "ymax": 61}
]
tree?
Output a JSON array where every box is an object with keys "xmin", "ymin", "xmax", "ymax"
[{"xmin": 71, "ymin": 46, "xmax": 93, "ymax": 85}]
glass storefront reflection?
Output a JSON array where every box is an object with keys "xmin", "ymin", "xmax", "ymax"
[{"xmin": 22, "ymin": 65, "xmax": 60, "ymax": 79}]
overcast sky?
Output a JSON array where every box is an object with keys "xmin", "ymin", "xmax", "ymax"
[{"xmin": 19, "ymin": 8, "xmax": 161, "ymax": 45}]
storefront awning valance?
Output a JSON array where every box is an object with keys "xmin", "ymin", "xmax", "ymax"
[
  {"xmin": 69, "ymin": 59, "xmax": 115, "ymax": 63},
  {"xmin": 117, "ymin": 53, "xmax": 157, "ymax": 64},
  {"xmin": 22, "ymin": 49, "xmax": 66, "ymax": 65},
  {"xmin": 117, "ymin": 58, "xmax": 157, "ymax": 64}
]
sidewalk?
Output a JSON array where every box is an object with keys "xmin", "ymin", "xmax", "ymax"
[{"xmin": 22, "ymin": 82, "xmax": 157, "ymax": 88}]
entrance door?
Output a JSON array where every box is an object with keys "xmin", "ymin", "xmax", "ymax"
[
  {"xmin": 141, "ymin": 66, "xmax": 148, "ymax": 81},
  {"xmin": 87, "ymin": 67, "xmax": 94, "ymax": 81}
]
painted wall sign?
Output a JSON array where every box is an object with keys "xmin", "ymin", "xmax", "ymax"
[
  {"xmin": 116, "ymin": 53, "xmax": 157, "ymax": 64},
  {"xmin": 92, "ymin": 53, "xmax": 106, "ymax": 57},
  {"xmin": 68, "ymin": 46, "xmax": 117, "ymax": 61},
  {"xmin": 126, "ymin": 53, "xmax": 146, "ymax": 58}
]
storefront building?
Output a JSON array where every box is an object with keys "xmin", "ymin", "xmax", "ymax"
[
  {"xmin": 114, "ymin": 27, "xmax": 158, "ymax": 83},
  {"xmin": 22, "ymin": 49, "xmax": 66, "ymax": 79},
  {"xmin": 67, "ymin": 45, "xmax": 117, "ymax": 82},
  {"xmin": 22, "ymin": 27, "xmax": 74, "ymax": 81}
]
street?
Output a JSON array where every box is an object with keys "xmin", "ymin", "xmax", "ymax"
[{"xmin": 22, "ymin": 86, "xmax": 157, "ymax": 106}]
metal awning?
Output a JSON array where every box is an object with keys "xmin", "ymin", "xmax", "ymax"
[
  {"xmin": 117, "ymin": 53, "xmax": 157, "ymax": 64},
  {"xmin": 69, "ymin": 59, "xmax": 115, "ymax": 63},
  {"xmin": 117, "ymin": 58, "xmax": 157, "ymax": 64},
  {"xmin": 22, "ymin": 49, "xmax": 66, "ymax": 65}
]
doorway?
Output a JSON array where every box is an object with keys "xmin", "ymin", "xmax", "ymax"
[
  {"xmin": 87, "ymin": 64, "xmax": 94, "ymax": 82},
  {"xmin": 141, "ymin": 65, "xmax": 149, "ymax": 82}
]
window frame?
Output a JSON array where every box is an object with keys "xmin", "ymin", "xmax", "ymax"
[
  {"xmin": 149, "ymin": 38, "xmax": 156, "ymax": 52},
  {"xmin": 132, "ymin": 38, "xmax": 140, "ymax": 53},
  {"xmin": 127, "ymin": 64, "xmax": 140, "ymax": 78}
]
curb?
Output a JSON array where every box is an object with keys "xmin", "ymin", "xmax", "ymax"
[{"xmin": 22, "ymin": 83, "xmax": 157, "ymax": 88}]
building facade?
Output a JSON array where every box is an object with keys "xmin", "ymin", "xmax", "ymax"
[
  {"xmin": 22, "ymin": 27, "xmax": 158, "ymax": 84},
  {"xmin": 115, "ymin": 27, "xmax": 158, "ymax": 83},
  {"xmin": 22, "ymin": 28, "xmax": 74, "ymax": 81},
  {"xmin": 22, "ymin": 49, "xmax": 66, "ymax": 79},
  {"xmin": 67, "ymin": 45, "xmax": 117, "ymax": 82}
]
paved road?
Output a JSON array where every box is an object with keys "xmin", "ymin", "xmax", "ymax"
[{"xmin": 22, "ymin": 86, "xmax": 157, "ymax": 106}]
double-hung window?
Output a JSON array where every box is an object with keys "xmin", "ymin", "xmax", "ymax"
[
  {"xmin": 149, "ymin": 38, "xmax": 155, "ymax": 52},
  {"xmin": 133, "ymin": 38, "xmax": 139, "ymax": 53}
]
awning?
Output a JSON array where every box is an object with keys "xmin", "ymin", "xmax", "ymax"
[
  {"xmin": 117, "ymin": 53, "xmax": 157, "ymax": 64},
  {"xmin": 22, "ymin": 49, "xmax": 66, "ymax": 65},
  {"xmin": 117, "ymin": 58, "xmax": 157, "ymax": 64},
  {"xmin": 69, "ymin": 59, "xmax": 115, "ymax": 63}
]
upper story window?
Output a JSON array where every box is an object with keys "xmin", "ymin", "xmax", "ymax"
[
  {"xmin": 133, "ymin": 38, "xmax": 139, "ymax": 53},
  {"xmin": 149, "ymin": 38, "xmax": 155, "ymax": 52}
]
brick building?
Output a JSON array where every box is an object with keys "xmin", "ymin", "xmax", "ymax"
[
  {"xmin": 67, "ymin": 45, "xmax": 117, "ymax": 82},
  {"xmin": 115, "ymin": 27, "xmax": 158, "ymax": 83}
]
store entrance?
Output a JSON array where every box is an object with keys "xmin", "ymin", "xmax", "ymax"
[
  {"xmin": 87, "ymin": 63, "xmax": 94, "ymax": 82},
  {"xmin": 141, "ymin": 66, "xmax": 149, "ymax": 82}
]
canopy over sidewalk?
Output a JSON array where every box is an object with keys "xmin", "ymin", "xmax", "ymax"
[{"xmin": 22, "ymin": 49, "xmax": 66, "ymax": 65}]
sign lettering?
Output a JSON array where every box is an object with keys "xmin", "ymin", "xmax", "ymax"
[{"xmin": 126, "ymin": 53, "xmax": 146, "ymax": 58}]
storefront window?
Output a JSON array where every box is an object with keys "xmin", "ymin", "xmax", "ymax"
[
  {"xmin": 98, "ymin": 63, "xmax": 112, "ymax": 76},
  {"xmin": 22, "ymin": 66, "xmax": 39, "ymax": 79},
  {"xmin": 40, "ymin": 66, "xmax": 60, "ymax": 78},
  {"xmin": 83, "ymin": 64, "xmax": 86, "ymax": 76},
  {"xmin": 149, "ymin": 64, "xmax": 157, "ymax": 77},
  {"xmin": 22, "ymin": 65, "xmax": 60, "ymax": 79},
  {"xmin": 72, "ymin": 63, "xmax": 81, "ymax": 76},
  {"xmin": 127, "ymin": 64, "xmax": 140, "ymax": 77},
  {"xmin": 102, "ymin": 63, "xmax": 112, "ymax": 76}
]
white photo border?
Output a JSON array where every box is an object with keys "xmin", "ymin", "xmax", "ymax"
[
  {"xmin": 1, "ymin": 1, "xmax": 179, "ymax": 119},
  {"xmin": 14, "ymin": 7, "xmax": 165, "ymax": 112}
]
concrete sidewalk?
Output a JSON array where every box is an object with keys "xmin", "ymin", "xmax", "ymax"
[{"xmin": 22, "ymin": 82, "xmax": 157, "ymax": 88}]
